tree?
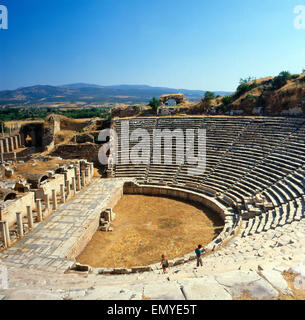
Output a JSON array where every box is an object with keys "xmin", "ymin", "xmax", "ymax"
[
  {"xmin": 235, "ymin": 77, "xmax": 257, "ymax": 97},
  {"xmin": 272, "ymin": 71, "xmax": 292, "ymax": 89},
  {"xmin": 149, "ymin": 97, "xmax": 161, "ymax": 113},
  {"xmin": 202, "ymin": 91, "xmax": 216, "ymax": 102},
  {"xmin": 222, "ymin": 96, "xmax": 233, "ymax": 106}
]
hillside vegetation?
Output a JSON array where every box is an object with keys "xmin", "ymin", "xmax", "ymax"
[{"xmin": 200, "ymin": 71, "xmax": 305, "ymax": 116}]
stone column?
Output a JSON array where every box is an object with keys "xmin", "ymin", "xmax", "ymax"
[
  {"xmin": 16, "ymin": 212, "xmax": 24, "ymax": 238},
  {"xmin": 60, "ymin": 184, "xmax": 65, "ymax": 203},
  {"xmin": 0, "ymin": 221, "xmax": 6, "ymax": 247},
  {"xmin": 14, "ymin": 136, "xmax": 19, "ymax": 149},
  {"xmin": 71, "ymin": 177, "xmax": 76, "ymax": 195},
  {"xmin": 0, "ymin": 221, "xmax": 10, "ymax": 248},
  {"xmin": 9, "ymin": 137, "xmax": 14, "ymax": 151},
  {"xmin": 87, "ymin": 165, "xmax": 91, "ymax": 180},
  {"xmin": 86, "ymin": 168, "xmax": 90, "ymax": 184},
  {"xmin": 36, "ymin": 199, "xmax": 43, "ymax": 222},
  {"xmin": 52, "ymin": 189, "xmax": 57, "ymax": 210},
  {"xmin": 66, "ymin": 180, "xmax": 70, "ymax": 196},
  {"xmin": 81, "ymin": 171, "xmax": 86, "ymax": 188},
  {"xmin": 3, "ymin": 138, "xmax": 9, "ymax": 153},
  {"xmin": 0, "ymin": 140, "xmax": 4, "ymax": 154},
  {"xmin": 90, "ymin": 163, "xmax": 94, "ymax": 178},
  {"xmin": 76, "ymin": 173, "xmax": 81, "ymax": 191},
  {"xmin": 26, "ymin": 206, "xmax": 33, "ymax": 229},
  {"xmin": 20, "ymin": 133, "xmax": 25, "ymax": 147},
  {"xmin": 44, "ymin": 194, "xmax": 50, "ymax": 215}
]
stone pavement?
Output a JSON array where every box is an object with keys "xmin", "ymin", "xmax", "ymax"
[
  {"xmin": 0, "ymin": 178, "xmax": 125, "ymax": 273},
  {"xmin": 1, "ymin": 260, "xmax": 305, "ymax": 300},
  {"xmin": 0, "ymin": 178, "xmax": 305, "ymax": 300}
]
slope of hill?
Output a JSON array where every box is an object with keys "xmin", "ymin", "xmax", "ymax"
[
  {"xmin": 202, "ymin": 72, "xmax": 305, "ymax": 116},
  {"xmin": 0, "ymin": 84, "xmax": 231, "ymax": 108}
]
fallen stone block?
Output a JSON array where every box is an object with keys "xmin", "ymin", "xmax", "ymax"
[
  {"xmin": 173, "ymin": 258, "xmax": 185, "ymax": 266},
  {"xmin": 111, "ymin": 268, "xmax": 131, "ymax": 275},
  {"xmin": 98, "ymin": 268, "xmax": 113, "ymax": 275},
  {"xmin": 180, "ymin": 277, "xmax": 232, "ymax": 300},
  {"xmin": 72, "ymin": 263, "xmax": 92, "ymax": 273},
  {"xmin": 131, "ymin": 266, "xmax": 153, "ymax": 273},
  {"xmin": 143, "ymin": 280, "xmax": 185, "ymax": 300},
  {"xmin": 261, "ymin": 270, "xmax": 292, "ymax": 295},
  {"xmin": 215, "ymin": 270, "xmax": 279, "ymax": 299}
]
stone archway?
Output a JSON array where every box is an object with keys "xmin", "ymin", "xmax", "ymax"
[
  {"xmin": 20, "ymin": 123, "xmax": 44, "ymax": 149},
  {"xmin": 159, "ymin": 94, "xmax": 186, "ymax": 105}
]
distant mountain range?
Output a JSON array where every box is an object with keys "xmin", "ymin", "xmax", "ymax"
[{"xmin": 0, "ymin": 83, "xmax": 232, "ymax": 107}]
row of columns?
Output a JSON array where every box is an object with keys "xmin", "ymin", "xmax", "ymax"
[
  {"xmin": 2, "ymin": 123, "xmax": 20, "ymax": 136},
  {"xmin": 0, "ymin": 134, "xmax": 22, "ymax": 154},
  {"xmin": 0, "ymin": 162, "xmax": 95, "ymax": 248}
]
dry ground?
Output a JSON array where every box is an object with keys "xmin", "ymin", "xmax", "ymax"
[
  {"xmin": 1, "ymin": 159, "xmax": 71, "ymax": 181},
  {"xmin": 280, "ymin": 271, "xmax": 305, "ymax": 300},
  {"xmin": 77, "ymin": 194, "xmax": 224, "ymax": 268}
]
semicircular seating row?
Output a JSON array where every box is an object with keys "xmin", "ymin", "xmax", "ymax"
[{"xmin": 111, "ymin": 117, "xmax": 305, "ymax": 236}]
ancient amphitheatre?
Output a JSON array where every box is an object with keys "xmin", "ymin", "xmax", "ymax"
[{"xmin": 1, "ymin": 96, "xmax": 305, "ymax": 300}]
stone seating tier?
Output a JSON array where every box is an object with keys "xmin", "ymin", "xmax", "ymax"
[{"xmin": 112, "ymin": 117, "xmax": 305, "ymax": 235}]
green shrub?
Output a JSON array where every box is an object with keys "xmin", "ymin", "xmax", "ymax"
[
  {"xmin": 235, "ymin": 78, "xmax": 257, "ymax": 98},
  {"xmin": 0, "ymin": 107, "xmax": 111, "ymax": 122},
  {"xmin": 149, "ymin": 97, "xmax": 161, "ymax": 113},
  {"xmin": 246, "ymin": 95, "xmax": 256, "ymax": 102},
  {"xmin": 272, "ymin": 71, "xmax": 292, "ymax": 89},
  {"xmin": 202, "ymin": 91, "xmax": 216, "ymax": 101},
  {"xmin": 221, "ymin": 96, "xmax": 233, "ymax": 106}
]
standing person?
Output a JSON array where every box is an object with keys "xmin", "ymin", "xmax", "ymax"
[
  {"xmin": 195, "ymin": 244, "xmax": 205, "ymax": 267},
  {"xmin": 161, "ymin": 254, "xmax": 169, "ymax": 274}
]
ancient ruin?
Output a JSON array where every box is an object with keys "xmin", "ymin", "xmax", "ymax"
[
  {"xmin": 0, "ymin": 115, "xmax": 305, "ymax": 300},
  {"xmin": 159, "ymin": 94, "xmax": 186, "ymax": 105}
]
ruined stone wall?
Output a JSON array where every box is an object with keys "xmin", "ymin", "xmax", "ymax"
[
  {"xmin": 2, "ymin": 192, "xmax": 35, "ymax": 227},
  {"xmin": 111, "ymin": 105, "xmax": 142, "ymax": 118},
  {"xmin": 66, "ymin": 181, "xmax": 123, "ymax": 259},
  {"xmin": 51, "ymin": 144, "xmax": 101, "ymax": 166},
  {"xmin": 41, "ymin": 115, "xmax": 61, "ymax": 152},
  {"xmin": 36, "ymin": 174, "xmax": 65, "ymax": 199},
  {"xmin": 160, "ymin": 94, "xmax": 186, "ymax": 105},
  {"xmin": 123, "ymin": 184, "xmax": 227, "ymax": 221}
]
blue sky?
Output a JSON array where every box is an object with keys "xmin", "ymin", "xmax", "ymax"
[{"xmin": 0, "ymin": 0, "xmax": 304, "ymax": 91}]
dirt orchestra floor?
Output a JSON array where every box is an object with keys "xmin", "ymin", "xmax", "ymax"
[{"xmin": 77, "ymin": 194, "xmax": 224, "ymax": 268}]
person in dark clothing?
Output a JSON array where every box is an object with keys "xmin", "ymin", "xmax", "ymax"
[
  {"xmin": 195, "ymin": 244, "xmax": 205, "ymax": 267},
  {"xmin": 161, "ymin": 254, "xmax": 169, "ymax": 274}
]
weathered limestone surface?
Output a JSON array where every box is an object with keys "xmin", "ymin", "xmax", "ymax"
[
  {"xmin": 143, "ymin": 280, "xmax": 185, "ymax": 300},
  {"xmin": 179, "ymin": 277, "xmax": 232, "ymax": 300},
  {"xmin": 81, "ymin": 286, "xmax": 142, "ymax": 300},
  {"xmin": 261, "ymin": 270, "xmax": 292, "ymax": 295},
  {"xmin": 215, "ymin": 271, "xmax": 279, "ymax": 299},
  {"xmin": 0, "ymin": 176, "xmax": 304, "ymax": 300},
  {"xmin": 0, "ymin": 178, "xmax": 126, "ymax": 272}
]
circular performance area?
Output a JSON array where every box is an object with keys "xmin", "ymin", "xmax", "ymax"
[{"xmin": 77, "ymin": 194, "xmax": 224, "ymax": 268}]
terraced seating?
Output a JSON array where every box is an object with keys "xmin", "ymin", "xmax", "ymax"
[{"xmin": 112, "ymin": 116, "xmax": 305, "ymax": 236}]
